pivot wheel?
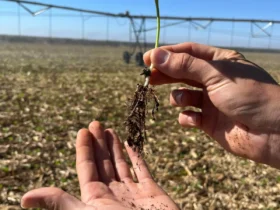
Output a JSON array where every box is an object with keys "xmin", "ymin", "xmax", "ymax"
[
  {"xmin": 135, "ymin": 52, "xmax": 144, "ymax": 66},
  {"xmin": 123, "ymin": 51, "xmax": 131, "ymax": 64}
]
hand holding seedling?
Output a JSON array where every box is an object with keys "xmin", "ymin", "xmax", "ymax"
[
  {"xmin": 144, "ymin": 42, "xmax": 280, "ymax": 169},
  {"xmin": 21, "ymin": 121, "xmax": 179, "ymax": 210}
]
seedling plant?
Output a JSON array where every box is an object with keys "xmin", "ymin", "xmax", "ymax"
[{"xmin": 125, "ymin": 0, "xmax": 161, "ymax": 155}]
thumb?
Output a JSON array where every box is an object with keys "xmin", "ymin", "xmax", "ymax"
[
  {"xmin": 21, "ymin": 187, "xmax": 85, "ymax": 209},
  {"xmin": 150, "ymin": 48, "xmax": 221, "ymax": 86}
]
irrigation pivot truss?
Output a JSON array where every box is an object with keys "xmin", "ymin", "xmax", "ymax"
[{"xmin": 1, "ymin": 0, "xmax": 280, "ymax": 66}]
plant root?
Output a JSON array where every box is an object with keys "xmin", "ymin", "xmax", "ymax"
[{"xmin": 125, "ymin": 84, "xmax": 159, "ymax": 155}]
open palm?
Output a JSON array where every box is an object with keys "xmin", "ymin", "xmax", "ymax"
[{"xmin": 21, "ymin": 121, "xmax": 179, "ymax": 210}]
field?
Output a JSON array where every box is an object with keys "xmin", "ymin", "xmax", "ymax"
[{"xmin": 0, "ymin": 42, "xmax": 280, "ymax": 210}]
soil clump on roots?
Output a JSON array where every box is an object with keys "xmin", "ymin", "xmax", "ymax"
[{"xmin": 125, "ymin": 76, "xmax": 159, "ymax": 155}]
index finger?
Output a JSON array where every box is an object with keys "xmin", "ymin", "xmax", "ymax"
[
  {"xmin": 76, "ymin": 129, "xmax": 99, "ymax": 201},
  {"xmin": 144, "ymin": 42, "xmax": 242, "ymax": 66}
]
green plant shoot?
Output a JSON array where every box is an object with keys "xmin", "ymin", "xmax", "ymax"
[
  {"xmin": 154, "ymin": 0, "xmax": 160, "ymax": 49},
  {"xmin": 150, "ymin": 0, "xmax": 160, "ymax": 71},
  {"xmin": 144, "ymin": 0, "xmax": 160, "ymax": 87}
]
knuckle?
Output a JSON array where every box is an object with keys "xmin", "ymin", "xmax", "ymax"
[
  {"xmin": 179, "ymin": 53, "xmax": 194, "ymax": 72},
  {"xmin": 114, "ymin": 157, "xmax": 127, "ymax": 165},
  {"xmin": 45, "ymin": 188, "xmax": 65, "ymax": 210},
  {"xmin": 227, "ymin": 50, "xmax": 245, "ymax": 60},
  {"xmin": 76, "ymin": 158, "xmax": 93, "ymax": 167},
  {"xmin": 230, "ymin": 50, "xmax": 239, "ymax": 56}
]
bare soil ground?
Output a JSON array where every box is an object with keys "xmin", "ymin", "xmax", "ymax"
[{"xmin": 0, "ymin": 43, "xmax": 280, "ymax": 210}]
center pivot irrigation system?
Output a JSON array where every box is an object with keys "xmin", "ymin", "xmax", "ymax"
[{"xmin": 2, "ymin": 0, "xmax": 280, "ymax": 66}]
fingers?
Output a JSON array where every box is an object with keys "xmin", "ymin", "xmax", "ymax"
[
  {"xmin": 144, "ymin": 42, "xmax": 244, "ymax": 65},
  {"xmin": 170, "ymin": 88, "xmax": 203, "ymax": 108},
  {"xmin": 21, "ymin": 187, "xmax": 84, "ymax": 210},
  {"xmin": 178, "ymin": 111, "xmax": 202, "ymax": 128},
  {"xmin": 89, "ymin": 121, "xmax": 116, "ymax": 184},
  {"xmin": 105, "ymin": 129, "xmax": 133, "ymax": 182},
  {"xmin": 125, "ymin": 142, "xmax": 153, "ymax": 182},
  {"xmin": 76, "ymin": 128, "xmax": 99, "ymax": 201}
]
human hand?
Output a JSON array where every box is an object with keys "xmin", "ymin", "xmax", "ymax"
[
  {"xmin": 144, "ymin": 42, "xmax": 280, "ymax": 169},
  {"xmin": 21, "ymin": 121, "xmax": 179, "ymax": 210}
]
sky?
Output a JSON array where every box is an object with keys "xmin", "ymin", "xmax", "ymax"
[{"xmin": 1, "ymin": 0, "xmax": 280, "ymax": 49}]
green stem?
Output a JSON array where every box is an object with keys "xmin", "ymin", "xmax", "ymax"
[
  {"xmin": 145, "ymin": 0, "xmax": 160, "ymax": 87},
  {"xmin": 154, "ymin": 0, "xmax": 160, "ymax": 49}
]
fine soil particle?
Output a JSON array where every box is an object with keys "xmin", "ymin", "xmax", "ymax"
[{"xmin": 125, "ymin": 83, "xmax": 159, "ymax": 154}]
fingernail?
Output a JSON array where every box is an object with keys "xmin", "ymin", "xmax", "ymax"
[
  {"xmin": 20, "ymin": 203, "xmax": 26, "ymax": 209},
  {"xmin": 152, "ymin": 48, "xmax": 170, "ymax": 65},
  {"xmin": 175, "ymin": 92, "xmax": 183, "ymax": 104},
  {"xmin": 21, "ymin": 202, "xmax": 40, "ymax": 209},
  {"xmin": 189, "ymin": 114, "xmax": 197, "ymax": 125},
  {"xmin": 172, "ymin": 90, "xmax": 183, "ymax": 105},
  {"xmin": 21, "ymin": 196, "xmax": 41, "ymax": 209}
]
